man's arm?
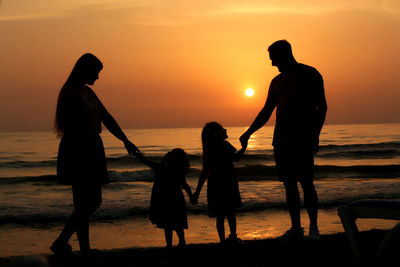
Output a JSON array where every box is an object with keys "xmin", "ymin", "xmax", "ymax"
[
  {"xmin": 240, "ymin": 80, "xmax": 277, "ymax": 147},
  {"xmin": 312, "ymin": 72, "xmax": 328, "ymax": 153}
]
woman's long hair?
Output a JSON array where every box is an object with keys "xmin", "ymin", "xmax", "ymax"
[{"xmin": 54, "ymin": 53, "xmax": 103, "ymax": 136}]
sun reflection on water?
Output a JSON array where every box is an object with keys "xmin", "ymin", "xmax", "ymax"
[{"xmin": 242, "ymin": 228, "xmax": 279, "ymax": 240}]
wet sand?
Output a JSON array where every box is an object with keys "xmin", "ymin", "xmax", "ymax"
[
  {"xmin": 0, "ymin": 229, "xmax": 397, "ymax": 267},
  {"xmin": 2, "ymin": 209, "xmax": 399, "ymax": 258}
]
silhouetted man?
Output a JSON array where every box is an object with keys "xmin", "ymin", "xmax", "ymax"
[{"xmin": 240, "ymin": 40, "xmax": 327, "ymax": 240}]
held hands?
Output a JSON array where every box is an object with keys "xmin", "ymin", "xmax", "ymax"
[
  {"xmin": 189, "ymin": 194, "xmax": 197, "ymax": 205},
  {"xmin": 190, "ymin": 191, "xmax": 199, "ymax": 205},
  {"xmin": 239, "ymin": 132, "xmax": 250, "ymax": 149},
  {"xmin": 124, "ymin": 140, "xmax": 140, "ymax": 156}
]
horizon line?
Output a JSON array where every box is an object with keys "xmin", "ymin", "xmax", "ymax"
[{"xmin": 0, "ymin": 121, "xmax": 399, "ymax": 134}]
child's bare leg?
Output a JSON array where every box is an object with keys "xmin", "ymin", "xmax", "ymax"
[
  {"xmin": 216, "ymin": 215, "xmax": 225, "ymax": 242},
  {"xmin": 175, "ymin": 229, "xmax": 186, "ymax": 246},
  {"xmin": 227, "ymin": 213, "xmax": 237, "ymax": 238},
  {"xmin": 164, "ymin": 229, "xmax": 173, "ymax": 248}
]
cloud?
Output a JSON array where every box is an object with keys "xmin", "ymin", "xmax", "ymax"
[
  {"xmin": 381, "ymin": 0, "xmax": 400, "ymax": 14},
  {"xmin": 0, "ymin": 0, "xmax": 398, "ymax": 23},
  {"xmin": 0, "ymin": 0, "xmax": 118, "ymax": 21},
  {"xmin": 212, "ymin": 0, "xmax": 400, "ymax": 16}
]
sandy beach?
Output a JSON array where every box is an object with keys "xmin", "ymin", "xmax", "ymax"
[
  {"xmin": 2, "ymin": 208, "xmax": 399, "ymax": 258},
  {"xmin": 0, "ymin": 229, "xmax": 396, "ymax": 267}
]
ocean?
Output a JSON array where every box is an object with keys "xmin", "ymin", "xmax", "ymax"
[{"xmin": 1, "ymin": 123, "xmax": 400, "ymax": 256}]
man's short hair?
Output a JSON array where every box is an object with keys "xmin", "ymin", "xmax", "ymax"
[{"xmin": 268, "ymin": 40, "xmax": 293, "ymax": 56}]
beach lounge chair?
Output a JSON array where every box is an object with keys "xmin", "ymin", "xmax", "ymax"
[{"xmin": 337, "ymin": 199, "xmax": 400, "ymax": 260}]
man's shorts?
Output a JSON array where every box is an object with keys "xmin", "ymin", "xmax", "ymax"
[{"xmin": 273, "ymin": 144, "xmax": 314, "ymax": 182}]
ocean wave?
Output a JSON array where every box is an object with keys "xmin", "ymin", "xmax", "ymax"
[
  {"xmin": 123, "ymin": 164, "xmax": 400, "ymax": 181},
  {"xmin": 319, "ymin": 141, "xmax": 400, "ymax": 151},
  {"xmin": 0, "ymin": 160, "xmax": 57, "ymax": 168},
  {"xmin": 108, "ymin": 170, "xmax": 154, "ymax": 182},
  {"xmin": 1, "ymin": 141, "xmax": 398, "ymax": 169},
  {"xmin": 318, "ymin": 149, "xmax": 400, "ymax": 159},
  {"xmin": 314, "ymin": 164, "xmax": 400, "ymax": 179},
  {"xmin": 3, "ymin": 194, "xmax": 400, "ymax": 226},
  {"xmin": 236, "ymin": 164, "xmax": 400, "ymax": 180},
  {"xmin": 1, "ymin": 164, "xmax": 400, "ymax": 185},
  {"xmin": 0, "ymin": 175, "xmax": 58, "ymax": 185}
]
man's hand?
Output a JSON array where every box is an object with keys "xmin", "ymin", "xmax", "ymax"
[{"xmin": 240, "ymin": 132, "xmax": 250, "ymax": 149}]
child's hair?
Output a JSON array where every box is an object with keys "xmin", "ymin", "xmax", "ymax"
[
  {"xmin": 201, "ymin": 122, "xmax": 224, "ymax": 167},
  {"xmin": 164, "ymin": 148, "xmax": 190, "ymax": 175}
]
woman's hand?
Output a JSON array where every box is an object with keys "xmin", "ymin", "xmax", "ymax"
[{"xmin": 124, "ymin": 140, "xmax": 140, "ymax": 156}]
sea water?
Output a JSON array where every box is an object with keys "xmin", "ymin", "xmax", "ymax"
[{"xmin": 0, "ymin": 124, "xmax": 399, "ymax": 256}]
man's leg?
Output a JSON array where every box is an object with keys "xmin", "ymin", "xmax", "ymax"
[
  {"xmin": 283, "ymin": 179, "xmax": 302, "ymax": 230},
  {"xmin": 300, "ymin": 179, "xmax": 318, "ymax": 229}
]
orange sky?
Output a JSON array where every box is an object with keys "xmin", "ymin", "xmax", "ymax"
[{"xmin": 0, "ymin": 0, "xmax": 399, "ymax": 131}]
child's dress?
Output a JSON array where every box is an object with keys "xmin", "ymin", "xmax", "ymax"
[
  {"xmin": 149, "ymin": 164, "xmax": 188, "ymax": 230},
  {"xmin": 206, "ymin": 140, "xmax": 242, "ymax": 218}
]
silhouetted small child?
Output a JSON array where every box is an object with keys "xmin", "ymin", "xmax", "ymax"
[
  {"xmin": 137, "ymin": 148, "xmax": 194, "ymax": 248},
  {"xmin": 193, "ymin": 122, "xmax": 246, "ymax": 244}
]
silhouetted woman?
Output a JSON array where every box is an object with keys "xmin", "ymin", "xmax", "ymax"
[{"xmin": 51, "ymin": 53, "xmax": 138, "ymax": 255}]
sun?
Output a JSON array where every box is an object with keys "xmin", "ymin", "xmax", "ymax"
[{"xmin": 245, "ymin": 88, "xmax": 254, "ymax": 97}]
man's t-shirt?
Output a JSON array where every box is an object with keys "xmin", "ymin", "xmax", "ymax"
[{"xmin": 269, "ymin": 63, "xmax": 325, "ymax": 148}]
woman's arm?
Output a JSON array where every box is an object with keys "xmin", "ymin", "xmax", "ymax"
[{"xmin": 96, "ymin": 94, "xmax": 139, "ymax": 155}]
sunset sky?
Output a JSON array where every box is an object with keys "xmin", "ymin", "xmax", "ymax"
[{"xmin": 1, "ymin": 0, "xmax": 399, "ymax": 131}]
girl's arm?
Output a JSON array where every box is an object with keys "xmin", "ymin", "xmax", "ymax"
[
  {"xmin": 193, "ymin": 169, "xmax": 208, "ymax": 204},
  {"xmin": 233, "ymin": 146, "xmax": 247, "ymax": 162},
  {"xmin": 136, "ymin": 151, "xmax": 160, "ymax": 170},
  {"xmin": 182, "ymin": 180, "xmax": 194, "ymax": 203}
]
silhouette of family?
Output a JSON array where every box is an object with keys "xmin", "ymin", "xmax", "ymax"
[{"xmin": 51, "ymin": 40, "xmax": 327, "ymax": 255}]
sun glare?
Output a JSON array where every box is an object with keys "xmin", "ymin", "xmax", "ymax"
[{"xmin": 245, "ymin": 88, "xmax": 254, "ymax": 97}]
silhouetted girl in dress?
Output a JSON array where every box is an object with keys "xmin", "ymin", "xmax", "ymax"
[
  {"xmin": 194, "ymin": 122, "xmax": 246, "ymax": 244},
  {"xmin": 137, "ymin": 148, "xmax": 194, "ymax": 248}
]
